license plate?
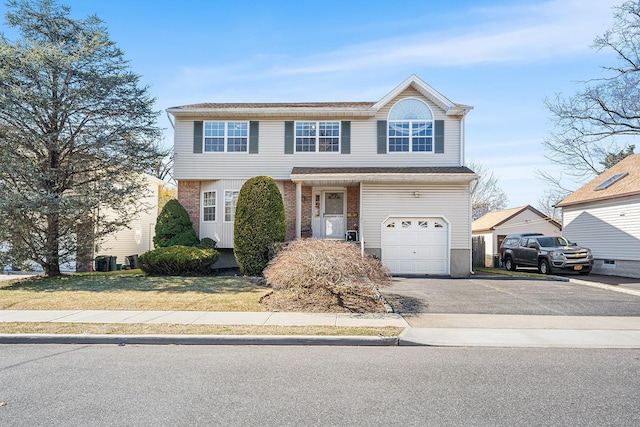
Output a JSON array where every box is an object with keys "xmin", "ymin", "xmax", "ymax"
[{"xmin": 574, "ymin": 265, "xmax": 583, "ymax": 271}]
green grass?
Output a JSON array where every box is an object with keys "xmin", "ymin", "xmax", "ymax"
[
  {"xmin": 0, "ymin": 270, "xmax": 404, "ymax": 337},
  {"xmin": 0, "ymin": 270, "xmax": 269, "ymax": 311},
  {"xmin": 475, "ymin": 267, "xmax": 547, "ymax": 278}
]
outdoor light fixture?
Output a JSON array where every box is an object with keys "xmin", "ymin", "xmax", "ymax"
[{"xmin": 414, "ymin": 191, "xmax": 420, "ymax": 198}]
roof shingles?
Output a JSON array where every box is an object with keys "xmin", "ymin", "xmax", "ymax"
[{"xmin": 556, "ymin": 154, "xmax": 640, "ymax": 207}]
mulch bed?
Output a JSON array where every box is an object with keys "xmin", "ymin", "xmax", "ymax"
[{"xmin": 259, "ymin": 289, "xmax": 386, "ymax": 313}]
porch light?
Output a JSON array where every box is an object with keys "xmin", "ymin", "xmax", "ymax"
[{"xmin": 414, "ymin": 191, "xmax": 420, "ymax": 198}]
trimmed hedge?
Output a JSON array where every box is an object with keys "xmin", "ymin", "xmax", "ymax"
[
  {"xmin": 153, "ymin": 199, "xmax": 200, "ymax": 248},
  {"xmin": 138, "ymin": 246, "xmax": 219, "ymax": 276},
  {"xmin": 234, "ymin": 176, "xmax": 286, "ymax": 276},
  {"xmin": 198, "ymin": 237, "xmax": 217, "ymax": 249}
]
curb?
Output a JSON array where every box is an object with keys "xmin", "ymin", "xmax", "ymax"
[
  {"xmin": 566, "ymin": 277, "xmax": 640, "ymax": 297},
  {"xmin": 0, "ymin": 333, "xmax": 401, "ymax": 346}
]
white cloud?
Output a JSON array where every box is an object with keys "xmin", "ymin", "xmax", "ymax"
[
  {"xmin": 270, "ymin": 0, "xmax": 618, "ymax": 75},
  {"xmin": 174, "ymin": 0, "xmax": 619, "ymax": 91}
]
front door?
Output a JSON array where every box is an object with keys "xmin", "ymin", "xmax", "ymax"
[{"xmin": 323, "ymin": 191, "xmax": 345, "ymax": 239}]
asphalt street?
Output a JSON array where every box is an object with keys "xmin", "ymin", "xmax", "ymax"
[{"xmin": 1, "ymin": 344, "xmax": 639, "ymax": 426}]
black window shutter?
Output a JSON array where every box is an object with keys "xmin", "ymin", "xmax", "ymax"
[
  {"xmin": 341, "ymin": 121, "xmax": 351, "ymax": 154},
  {"xmin": 249, "ymin": 121, "xmax": 259, "ymax": 153},
  {"xmin": 284, "ymin": 121, "xmax": 294, "ymax": 154},
  {"xmin": 434, "ymin": 120, "xmax": 444, "ymax": 153},
  {"xmin": 377, "ymin": 120, "xmax": 387, "ymax": 154},
  {"xmin": 193, "ymin": 121, "xmax": 203, "ymax": 153}
]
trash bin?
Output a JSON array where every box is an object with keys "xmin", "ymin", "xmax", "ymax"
[
  {"xmin": 126, "ymin": 255, "xmax": 138, "ymax": 269},
  {"xmin": 493, "ymin": 254, "xmax": 501, "ymax": 268},
  {"xmin": 95, "ymin": 256, "xmax": 109, "ymax": 272},
  {"xmin": 108, "ymin": 256, "xmax": 117, "ymax": 271}
]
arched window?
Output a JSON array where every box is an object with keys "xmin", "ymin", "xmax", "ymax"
[{"xmin": 388, "ymin": 99, "xmax": 434, "ymax": 152}]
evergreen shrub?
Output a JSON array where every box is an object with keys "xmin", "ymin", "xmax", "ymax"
[
  {"xmin": 234, "ymin": 176, "xmax": 286, "ymax": 276},
  {"xmin": 198, "ymin": 237, "xmax": 217, "ymax": 249},
  {"xmin": 153, "ymin": 199, "xmax": 199, "ymax": 247},
  {"xmin": 138, "ymin": 246, "xmax": 219, "ymax": 276}
]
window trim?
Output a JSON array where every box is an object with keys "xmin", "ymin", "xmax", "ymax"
[
  {"xmin": 202, "ymin": 190, "xmax": 217, "ymax": 222},
  {"xmin": 294, "ymin": 121, "xmax": 341, "ymax": 153},
  {"xmin": 224, "ymin": 190, "xmax": 240, "ymax": 223},
  {"xmin": 387, "ymin": 98, "xmax": 434, "ymax": 153},
  {"xmin": 203, "ymin": 121, "xmax": 249, "ymax": 153}
]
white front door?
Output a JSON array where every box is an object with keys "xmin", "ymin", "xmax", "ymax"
[{"xmin": 323, "ymin": 191, "xmax": 345, "ymax": 239}]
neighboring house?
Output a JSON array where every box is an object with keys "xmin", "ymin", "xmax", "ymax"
[
  {"xmin": 472, "ymin": 205, "xmax": 562, "ymax": 267},
  {"xmin": 86, "ymin": 174, "xmax": 164, "ymax": 271},
  {"xmin": 556, "ymin": 154, "xmax": 640, "ymax": 278},
  {"xmin": 167, "ymin": 75, "xmax": 477, "ymax": 277}
]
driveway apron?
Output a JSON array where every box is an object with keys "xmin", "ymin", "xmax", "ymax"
[{"xmin": 379, "ymin": 273, "xmax": 640, "ymax": 328}]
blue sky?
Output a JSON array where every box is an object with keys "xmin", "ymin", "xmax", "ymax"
[{"xmin": 0, "ymin": 0, "xmax": 622, "ymax": 208}]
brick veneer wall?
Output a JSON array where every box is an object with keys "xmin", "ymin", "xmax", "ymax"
[
  {"xmin": 347, "ymin": 184, "xmax": 360, "ymax": 234},
  {"xmin": 283, "ymin": 182, "xmax": 313, "ymax": 240},
  {"xmin": 177, "ymin": 180, "xmax": 201, "ymax": 236},
  {"xmin": 283, "ymin": 181, "xmax": 296, "ymax": 240}
]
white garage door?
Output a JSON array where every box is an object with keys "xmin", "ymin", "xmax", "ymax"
[{"xmin": 381, "ymin": 217, "xmax": 448, "ymax": 275}]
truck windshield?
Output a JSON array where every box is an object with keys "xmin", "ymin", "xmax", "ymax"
[{"xmin": 538, "ymin": 237, "xmax": 569, "ymax": 247}]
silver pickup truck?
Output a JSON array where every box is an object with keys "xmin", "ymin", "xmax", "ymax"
[{"xmin": 500, "ymin": 234, "xmax": 593, "ymax": 275}]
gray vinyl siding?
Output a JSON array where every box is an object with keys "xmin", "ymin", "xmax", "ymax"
[
  {"xmin": 562, "ymin": 197, "xmax": 640, "ymax": 261},
  {"xmin": 199, "ymin": 179, "xmax": 286, "ymax": 248},
  {"xmin": 174, "ymin": 118, "xmax": 462, "ymax": 180},
  {"xmin": 360, "ymin": 183, "xmax": 471, "ymax": 250}
]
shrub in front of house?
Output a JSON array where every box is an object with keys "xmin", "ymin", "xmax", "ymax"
[
  {"xmin": 138, "ymin": 246, "xmax": 219, "ymax": 276},
  {"xmin": 198, "ymin": 237, "xmax": 217, "ymax": 249},
  {"xmin": 263, "ymin": 239, "xmax": 391, "ymax": 296},
  {"xmin": 234, "ymin": 176, "xmax": 286, "ymax": 276},
  {"xmin": 153, "ymin": 199, "xmax": 200, "ymax": 248}
]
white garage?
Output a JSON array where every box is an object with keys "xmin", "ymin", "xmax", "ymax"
[{"xmin": 381, "ymin": 217, "xmax": 449, "ymax": 275}]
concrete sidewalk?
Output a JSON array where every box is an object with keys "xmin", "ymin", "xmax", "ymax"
[
  {"xmin": 399, "ymin": 314, "xmax": 640, "ymax": 348},
  {"xmin": 2, "ymin": 273, "xmax": 640, "ymax": 347},
  {"xmin": 0, "ymin": 309, "xmax": 408, "ymax": 328},
  {"xmin": 2, "ymin": 309, "xmax": 640, "ymax": 348},
  {"xmin": 0, "ymin": 310, "xmax": 408, "ymax": 346}
]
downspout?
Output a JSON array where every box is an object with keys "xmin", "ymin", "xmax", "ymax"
[
  {"xmin": 460, "ymin": 115, "xmax": 465, "ymax": 166},
  {"xmin": 166, "ymin": 111, "xmax": 175, "ymax": 130},
  {"xmin": 295, "ymin": 181, "xmax": 302, "ymax": 239},
  {"xmin": 469, "ymin": 177, "xmax": 476, "ymax": 276},
  {"xmin": 462, "ymin": 115, "xmax": 475, "ymax": 275},
  {"xmin": 359, "ymin": 181, "xmax": 364, "ymax": 257}
]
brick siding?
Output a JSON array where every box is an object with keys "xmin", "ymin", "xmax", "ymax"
[
  {"xmin": 177, "ymin": 180, "xmax": 201, "ymax": 236},
  {"xmin": 347, "ymin": 184, "xmax": 360, "ymax": 235}
]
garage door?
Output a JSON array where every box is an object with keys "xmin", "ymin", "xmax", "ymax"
[{"xmin": 381, "ymin": 217, "xmax": 448, "ymax": 275}]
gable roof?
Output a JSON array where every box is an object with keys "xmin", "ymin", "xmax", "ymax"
[
  {"xmin": 372, "ymin": 74, "xmax": 473, "ymax": 116},
  {"xmin": 472, "ymin": 205, "xmax": 561, "ymax": 233},
  {"xmin": 166, "ymin": 75, "xmax": 472, "ymax": 118},
  {"xmin": 556, "ymin": 153, "xmax": 640, "ymax": 208}
]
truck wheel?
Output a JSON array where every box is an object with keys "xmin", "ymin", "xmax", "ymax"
[
  {"xmin": 505, "ymin": 257, "xmax": 516, "ymax": 271},
  {"xmin": 538, "ymin": 259, "xmax": 550, "ymax": 275}
]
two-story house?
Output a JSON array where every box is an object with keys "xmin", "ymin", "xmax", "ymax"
[{"xmin": 167, "ymin": 75, "xmax": 477, "ymax": 277}]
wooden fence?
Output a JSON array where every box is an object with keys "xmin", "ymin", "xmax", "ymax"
[{"xmin": 471, "ymin": 235, "xmax": 485, "ymax": 268}]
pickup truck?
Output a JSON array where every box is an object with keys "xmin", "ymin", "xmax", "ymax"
[{"xmin": 500, "ymin": 234, "xmax": 593, "ymax": 275}]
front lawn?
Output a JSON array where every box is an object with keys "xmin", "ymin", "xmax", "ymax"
[
  {"xmin": 0, "ymin": 270, "xmax": 403, "ymax": 337},
  {"xmin": 0, "ymin": 270, "xmax": 268, "ymax": 312}
]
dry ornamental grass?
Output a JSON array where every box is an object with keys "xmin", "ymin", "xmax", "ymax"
[{"xmin": 262, "ymin": 239, "xmax": 391, "ymax": 313}]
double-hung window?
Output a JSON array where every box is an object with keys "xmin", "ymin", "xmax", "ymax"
[
  {"xmin": 203, "ymin": 191, "xmax": 216, "ymax": 222},
  {"xmin": 224, "ymin": 190, "xmax": 240, "ymax": 222},
  {"xmin": 295, "ymin": 121, "xmax": 340, "ymax": 152},
  {"xmin": 204, "ymin": 122, "xmax": 248, "ymax": 152},
  {"xmin": 388, "ymin": 99, "xmax": 433, "ymax": 153}
]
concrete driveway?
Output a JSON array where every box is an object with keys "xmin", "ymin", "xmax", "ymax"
[{"xmin": 379, "ymin": 272, "xmax": 640, "ymax": 318}]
